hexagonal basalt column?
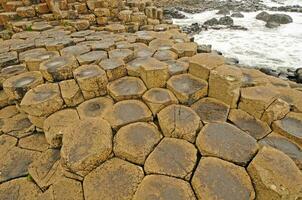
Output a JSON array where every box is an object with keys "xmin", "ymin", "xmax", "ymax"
[
  {"xmin": 44, "ymin": 109, "xmax": 80, "ymax": 148},
  {"xmin": 20, "ymin": 83, "xmax": 64, "ymax": 117},
  {"xmin": 171, "ymin": 42, "xmax": 197, "ymax": 57},
  {"xmin": 40, "ymin": 56, "xmax": 79, "ymax": 82},
  {"xmin": 61, "ymin": 118, "xmax": 113, "ymax": 176},
  {"xmin": 99, "ymin": 58, "xmax": 127, "ymax": 81},
  {"xmin": 3, "ymin": 71, "xmax": 44, "ymax": 101},
  {"xmin": 60, "ymin": 45, "xmax": 91, "ymax": 57},
  {"xmin": 133, "ymin": 175, "xmax": 196, "ymax": 200},
  {"xmin": 0, "ymin": 64, "xmax": 27, "ymax": 87},
  {"xmin": 73, "ymin": 65, "xmax": 108, "ymax": 100},
  {"xmin": 107, "ymin": 76, "xmax": 147, "ymax": 101},
  {"xmin": 59, "ymin": 79, "xmax": 84, "ymax": 107},
  {"xmin": 25, "ymin": 50, "xmax": 59, "ymax": 71},
  {"xmin": 108, "ymin": 49, "xmax": 134, "ymax": 63},
  {"xmin": 142, "ymin": 88, "xmax": 178, "ymax": 115},
  {"xmin": 113, "ymin": 122, "xmax": 162, "ymax": 165},
  {"xmin": 77, "ymin": 96, "xmax": 114, "ymax": 119},
  {"xmin": 104, "ymin": 100, "xmax": 153, "ymax": 130},
  {"xmin": 144, "ymin": 138, "xmax": 197, "ymax": 180},
  {"xmin": 140, "ymin": 58, "xmax": 169, "ymax": 89},
  {"xmin": 76, "ymin": 51, "xmax": 108, "ymax": 65},
  {"xmin": 157, "ymin": 104, "xmax": 201, "ymax": 143},
  {"xmin": 167, "ymin": 74, "xmax": 208, "ymax": 105},
  {"xmin": 165, "ymin": 60, "xmax": 189, "ymax": 75}
]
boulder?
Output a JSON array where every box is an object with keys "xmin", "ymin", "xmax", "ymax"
[
  {"xmin": 265, "ymin": 21, "xmax": 280, "ymax": 28},
  {"xmin": 133, "ymin": 175, "xmax": 196, "ymax": 200},
  {"xmin": 256, "ymin": 11, "xmax": 270, "ymax": 22},
  {"xmin": 216, "ymin": 8, "xmax": 230, "ymax": 15},
  {"xmin": 267, "ymin": 13, "xmax": 293, "ymax": 24},
  {"xmin": 218, "ymin": 16, "xmax": 234, "ymax": 26},
  {"xmin": 157, "ymin": 104, "xmax": 201, "ymax": 143},
  {"xmin": 192, "ymin": 157, "xmax": 255, "ymax": 200},
  {"xmin": 247, "ymin": 147, "xmax": 302, "ymax": 199},
  {"xmin": 83, "ymin": 158, "xmax": 144, "ymax": 200},
  {"xmin": 144, "ymin": 138, "xmax": 197, "ymax": 180},
  {"xmin": 231, "ymin": 12, "xmax": 244, "ymax": 18},
  {"xmin": 113, "ymin": 122, "xmax": 162, "ymax": 165},
  {"xmin": 204, "ymin": 18, "xmax": 219, "ymax": 26},
  {"xmin": 196, "ymin": 122, "xmax": 258, "ymax": 166}
]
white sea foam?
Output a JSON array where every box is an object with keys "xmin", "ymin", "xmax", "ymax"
[{"xmin": 173, "ymin": 9, "xmax": 302, "ymax": 69}]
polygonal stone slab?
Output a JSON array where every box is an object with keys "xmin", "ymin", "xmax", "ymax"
[
  {"xmin": 165, "ymin": 60, "xmax": 189, "ymax": 75},
  {"xmin": 40, "ymin": 55, "xmax": 79, "ymax": 82},
  {"xmin": 76, "ymin": 50, "xmax": 108, "ymax": 65},
  {"xmin": 44, "ymin": 109, "xmax": 80, "ymax": 148},
  {"xmin": 99, "ymin": 58, "xmax": 127, "ymax": 81},
  {"xmin": 19, "ymin": 48, "xmax": 46, "ymax": 62},
  {"xmin": 228, "ymin": 109, "xmax": 271, "ymax": 140},
  {"xmin": 209, "ymin": 65, "xmax": 243, "ymax": 108},
  {"xmin": 59, "ymin": 79, "xmax": 84, "ymax": 107},
  {"xmin": 104, "ymin": 100, "xmax": 153, "ymax": 130},
  {"xmin": 239, "ymin": 86, "xmax": 279, "ymax": 119},
  {"xmin": 45, "ymin": 38, "xmax": 74, "ymax": 51},
  {"xmin": 145, "ymin": 138, "xmax": 197, "ymax": 180},
  {"xmin": 0, "ymin": 134, "xmax": 17, "ymax": 158},
  {"xmin": 247, "ymin": 147, "xmax": 302, "ymax": 200},
  {"xmin": 126, "ymin": 57, "xmax": 150, "ymax": 77},
  {"xmin": 157, "ymin": 104, "xmax": 201, "ymax": 143},
  {"xmin": 28, "ymin": 149, "xmax": 61, "ymax": 190},
  {"xmin": 60, "ymin": 45, "xmax": 91, "ymax": 56},
  {"xmin": 77, "ymin": 96, "xmax": 114, "ymax": 119},
  {"xmin": 73, "ymin": 64, "xmax": 108, "ymax": 100},
  {"xmin": 107, "ymin": 76, "xmax": 147, "ymax": 101},
  {"xmin": 108, "ymin": 49, "xmax": 134, "ymax": 63},
  {"xmin": 261, "ymin": 98, "xmax": 290, "ymax": 125},
  {"xmin": 83, "ymin": 158, "xmax": 144, "ymax": 200},
  {"xmin": 259, "ymin": 132, "xmax": 302, "ymax": 169},
  {"xmin": 0, "ymin": 147, "xmax": 40, "ymax": 183},
  {"xmin": 149, "ymin": 38, "xmax": 174, "ymax": 51},
  {"xmin": 3, "ymin": 71, "xmax": 44, "ymax": 101},
  {"xmin": 20, "ymin": 83, "xmax": 64, "ymax": 117},
  {"xmin": 61, "ymin": 118, "xmax": 112, "ymax": 176},
  {"xmin": 153, "ymin": 50, "xmax": 178, "ymax": 61},
  {"xmin": 133, "ymin": 175, "xmax": 196, "ymax": 200},
  {"xmin": 272, "ymin": 112, "xmax": 302, "ymax": 146},
  {"xmin": 91, "ymin": 40, "xmax": 116, "ymax": 51},
  {"xmin": 140, "ymin": 57, "xmax": 169, "ymax": 88},
  {"xmin": 171, "ymin": 42, "xmax": 197, "ymax": 57},
  {"xmin": 142, "ymin": 88, "xmax": 178, "ymax": 115},
  {"xmin": 191, "ymin": 97, "xmax": 230, "ymax": 123},
  {"xmin": 18, "ymin": 133, "xmax": 49, "ymax": 152},
  {"xmin": 0, "ymin": 51, "xmax": 18, "ymax": 68},
  {"xmin": 196, "ymin": 122, "xmax": 258, "ymax": 166},
  {"xmin": 1, "ymin": 113, "xmax": 34, "ymax": 138},
  {"xmin": 0, "ymin": 64, "xmax": 27, "ymax": 87},
  {"xmin": 167, "ymin": 74, "xmax": 208, "ymax": 105},
  {"xmin": 114, "ymin": 122, "xmax": 162, "ymax": 165},
  {"xmin": 189, "ymin": 53, "xmax": 225, "ymax": 80},
  {"xmin": 24, "ymin": 50, "xmax": 59, "ymax": 71},
  {"xmin": 0, "ymin": 178, "xmax": 41, "ymax": 200},
  {"xmin": 192, "ymin": 157, "xmax": 255, "ymax": 200}
]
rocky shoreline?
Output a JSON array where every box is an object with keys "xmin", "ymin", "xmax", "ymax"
[{"xmin": 0, "ymin": 0, "xmax": 302, "ymax": 199}]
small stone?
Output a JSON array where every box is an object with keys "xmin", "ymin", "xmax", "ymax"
[
  {"xmin": 61, "ymin": 118, "xmax": 112, "ymax": 176},
  {"xmin": 104, "ymin": 100, "xmax": 153, "ymax": 130},
  {"xmin": 83, "ymin": 158, "xmax": 144, "ymax": 200},
  {"xmin": 77, "ymin": 96, "xmax": 114, "ymax": 119},
  {"xmin": 189, "ymin": 53, "xmax": 225, "ymax": 80},
  {"xmin": 73, "ymin": 64, "xmax": 108, "ymax": 100},
  {"xmin": 99, "ymin": 58, "xmax": 127, "ymax": 81},
  {"xmin": 76, "ymin": 51, "xmax": 108, "ymax": 65},
  {"xmin": 20, "ymin": 83, "xmax": 64, "ymax": 117},
  {"xmin": 171, "ymin": 42, "xmax": 197, "ymax": 57},
  {"xmin": 157, "ymin": 104, "xmax": 201, "ymax": 143},
  {"xmin": 228, "ymin": 109, "xmax": 272, "ymax": 140},
  {"xmin": 272, "ymin": 112, "xmax": 302, "ymax": 145},
  {"xmin": 59, "ymin": 79, "xmax": 84, "ymax": 107},
  {"xmin": 196, "ymin": 122, "xmax": 258, "ymax": 166},
  {"xmin": 140, "ymin": 58, "xmax": 169, "ymax": 88},
  {"xmin": 114, "ymin": 122, "xmax": 162, "ymax": 165},
  {"xmin": 145, "ymin": 138, "xmax": 197, "ymax": 180},
  {"xmin": 44, "ymin": 109, "xmax": 80, "ymax": 148},
  {"xmin": 167, "ymin": 73, "xmax": 208, "ymax": 105},
  {"xmin": 3, "ymin": 71, "xmax": 44, "ymax": 101},
  {"xmin": 192, "ymin": 157, "xmax": 255, "ymax": 200},
  {"xmin": 133, "ymin": 175, "xmax": 196, "ymax": 200},
  {"xmin": 107, "ymin": 76, "xmax": 147, "ymax": 101},
  {"xmin": 209, "ymin": 65, "xmax": 243, "ymax": 108},
  {"xmin": 247, "ymin": 147, "xmax": 302, "ymax": 200},
  {"xmin": 142, "ymin": 88, "xmax": 178, "ymax": 115},
  {"xmin": 191, "ymin": 97, "xmax": 230, "ymax": 123},
  {"xmin": 40, "ymin": 56, "xmax": 79, "ymax": 82},
  {"xmin": 0, "ymin": 147, "xmax": 40, "ymax": 183}
]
